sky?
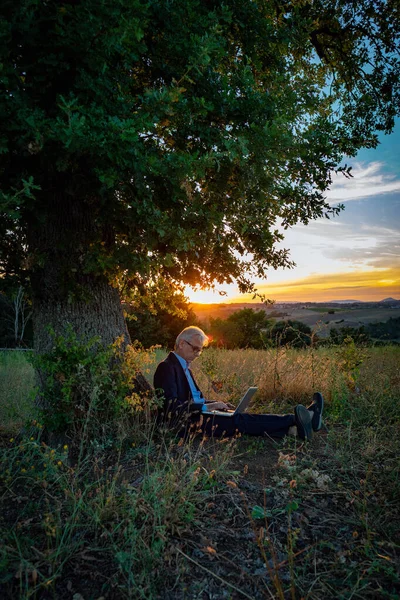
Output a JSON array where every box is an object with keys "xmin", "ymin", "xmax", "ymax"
[{"xmin": 186, "ymin": 121, "xmax": 400, "ymax": 304}]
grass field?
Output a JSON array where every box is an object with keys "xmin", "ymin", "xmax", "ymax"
[
  {"xmin": 0, "ymin": 350, "xmax": 36, "ymax": 426},
  {"xmin": 1, "ymin": 345, "xmax": 399, "ymax": 599}
]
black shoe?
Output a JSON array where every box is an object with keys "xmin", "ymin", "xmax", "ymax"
[
  {"xmin": 295, "ymin": 405, "xmax": 313, "ymax": 441},
  {"xmin": 308, "ymin": 392, "xmax": 324, "ymax": 431}
]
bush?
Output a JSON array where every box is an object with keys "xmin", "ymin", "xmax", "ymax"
[
  {"xmin": 31, "ymin": 328, "xmax": 159, "ymax": 445},
  {"xmin": 265, "ymin": 319, "xmax": 313, "ymax": 348},
  {"xmin": 209, "ymin": 308, "xmax": 273, "ymax": 349}
]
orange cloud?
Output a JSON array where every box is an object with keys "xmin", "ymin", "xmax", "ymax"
[{"xmin": 229, "ymin": 268, "xmax": 400, "ymax": 303}]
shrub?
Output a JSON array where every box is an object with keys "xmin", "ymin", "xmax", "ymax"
[{"xmin": 31, "ymin": 328, "xmax": 160, "ymax": 445}]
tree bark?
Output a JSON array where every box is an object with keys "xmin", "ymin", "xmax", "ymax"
[
  {"xmin": 28, "ymin": 189, "xmax": 129, "ymax": 352},
  {"xmin": 32, "ymin": 276, "xmax": 129, "ymax": 353},
  {"xmin": 27, "ymin": 189, "xmax": 152, "ymax": 394}
]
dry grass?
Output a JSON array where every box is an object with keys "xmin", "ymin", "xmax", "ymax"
[{"xmin": 189, "ymin": 345, "xmax": 400, "ymax": 411}]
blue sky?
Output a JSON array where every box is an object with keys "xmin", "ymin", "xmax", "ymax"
[{"xmin": 186, "ymin": 120, "xmax": 400, "ymax": 303}]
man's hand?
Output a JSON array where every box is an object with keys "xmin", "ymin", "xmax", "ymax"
[{"xmin": 205, "ymin": 401, "xmax": 232, "ymax": 412}]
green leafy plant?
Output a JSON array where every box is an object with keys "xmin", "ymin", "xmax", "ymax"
[{"xmin": 30, "ymin": 328, "xmax": 159, "ymax": 442}]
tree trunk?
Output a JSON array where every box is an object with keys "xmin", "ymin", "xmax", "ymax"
[
  {"xmin": 28, "ymin": 189, "xmax": 129, "ymax": 353},
  {"xmin": 32, "ymin": 276, "xmax": 129, "ymax": 354},
  {"xmin": 27, "ymin": 189, "xmax": 152, "ymax": 395}
]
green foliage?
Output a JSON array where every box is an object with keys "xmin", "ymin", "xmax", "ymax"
[
  {"xmin": 326, "ymin": 317, "xmax": 400, "ymax": 346},
  {"xmin": 335, "ymin": 336, "xmax": 369, "ymax": 389},
  {"xmin": 327, "ymin": 336, "xmax": 369, "ymax": 422},
  {"xmin": 0, "ymin": 293, "xmax": 15, "ymax": 347},
  {"xmin": 367, "ymin": 316, "xmax": 400, "ymax": 342},
  {"xmin": 124, "ymin": 279, "xmax": 199, "ymax": 348},
  {"xmin": 209, "ymin": 308, "xmax": 272, "ymax": 348},
  {"xmin": 1, "ymin": 0, "xmax": 399, "ymax": 298},
  {"xmin": 31, "ymin": 328, "xmax": 159, "ymax": 438},
  {"xmin": 209, "ymin": 309, "xmax": 313, "ymax": 348},
  {"xmin": 251, "ymin": 501, "xmax": 298, "ymax": 520},
  {"xmin": 329, "ymin": 325, "xmax": 371, "ymax": 345},
  {"xmin": 267, "ymin": 319, "xmax": 313, "ymax": 348}
]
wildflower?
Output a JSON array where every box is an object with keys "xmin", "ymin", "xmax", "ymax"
[
  {"xmin": 191, "ymin": 467, "xmax": 201, "ymax": 482},
  {"xmin": 352, "ymin": 531, "xmax": 359, "ymax": 538},
  {"xmin": 63, "ymin": 445, "xmax": 68, "ymax": 451},
  {"xmin": 30, "ymin": 437, "xmax": 34, "ymax": 441},
  {"xmin": 21, "ymin": 468, "xmax": 27, "ymax": 473},
  {"xmin": 226, "ymin": 480, "xmax": 237, "ymax": 489},
  {"xmin": 9, "ymin": 438, "xmax": 14, "ymax": 443},
  {"xmin": 57, "ymin": 461, "xmax": 62, "ymax": 466}
]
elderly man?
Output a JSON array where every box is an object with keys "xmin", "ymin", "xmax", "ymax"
[{"xmin": 154, "ymin": 326, "xmax": 323, "ymax": 440}]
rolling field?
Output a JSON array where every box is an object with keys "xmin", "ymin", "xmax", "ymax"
[
  {"xmin": 280, "ymin": 306, "xmax": 400, "ymax": 334},
  {"xmin": 1, "ymin": 346, "xmax": 400, "ymax": 599},
  {"xmin": 192, "ymin": 302, "xmax": 400, "ymax": 339}
]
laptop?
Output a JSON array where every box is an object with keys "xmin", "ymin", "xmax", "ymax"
[{"xmin": 202, "ymin": 387, "xmax": 258, "ymax": 417}]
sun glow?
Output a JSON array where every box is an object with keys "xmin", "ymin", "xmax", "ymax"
[
  {"xmin": 184, "ymin": 286, "xmax": 234, "ymax": 304},
  {"xmin": 185, "ymin": 268, "xmax": 400, "ymax": 304}
]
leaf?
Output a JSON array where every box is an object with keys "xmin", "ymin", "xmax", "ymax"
[
  {"xmin": 251, "ymin": 505, "xmax": 268, "ymax": 520},
  {"xmin": 286, "ymin": 500, "xmax": 299, "ymax": 512}
]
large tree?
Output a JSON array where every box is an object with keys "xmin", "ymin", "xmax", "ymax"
[{"xmin": 1, "ymin": 0, "xmax": 399, "ymax": 355}]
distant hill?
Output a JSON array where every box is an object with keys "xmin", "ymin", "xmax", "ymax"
[
  {"xmin": 327, "ymin": 299, "xmax": 362, "ymax": 304},
  {"xmin": 191, "ymin": 299, "xmax": 400, "ymax": 336}
]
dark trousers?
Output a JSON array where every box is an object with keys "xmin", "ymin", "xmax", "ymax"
[{"xmin": 200, "ymin": 412, "xmax": 296, "ymax": 438}]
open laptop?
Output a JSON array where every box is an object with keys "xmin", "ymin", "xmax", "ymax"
[{"xmin": 202, "ymin": 387, "xmax": 258, "ymax": 417}]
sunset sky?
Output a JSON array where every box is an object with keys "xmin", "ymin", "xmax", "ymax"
[{"xmin": 186, "ymin": 121, "xmax": 400, "ymax": 304}]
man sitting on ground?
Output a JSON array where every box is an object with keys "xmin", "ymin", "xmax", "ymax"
[{"xmin": 154, "ymin": 326, "xmax": 323, "ymax": 440}]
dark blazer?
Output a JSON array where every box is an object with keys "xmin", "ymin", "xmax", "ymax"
[{"xmin": 153, "ymin": 352, "xmax": 204, "ymax": 423}]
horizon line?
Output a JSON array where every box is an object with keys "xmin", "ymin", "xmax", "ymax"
[{"xmin": 189, "ymin": 297, "xmax": 399, "ymax": 305}]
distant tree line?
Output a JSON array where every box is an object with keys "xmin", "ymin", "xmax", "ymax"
[
  {"xmin": 208, "ymin": 308, "xmax": 313, "ymax": 349},
  {"xmin": 328, "ymin": 318, "xmax": 400, "ymax": 346},
  {"xmin": 208, "ymin": 309, "xmax": 400, "ymax": 349}
]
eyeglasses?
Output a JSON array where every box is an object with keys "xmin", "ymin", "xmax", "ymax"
[{"xmin": 184, "ymin": 340, "xmax": 203, "ymax": 354}]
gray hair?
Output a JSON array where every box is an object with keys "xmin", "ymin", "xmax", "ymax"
[{"xmin": 175, "ymin": 326, "xmax": 208, "ymax": 349}]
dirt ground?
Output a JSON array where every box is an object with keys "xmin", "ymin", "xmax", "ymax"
[
  {"xmin": 159, "ymin": 432, "xmax": 339, "ymax": 600},
  {"xmin": 2, "ymin": 427, "xmax": 398, "ymax": 599}
]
